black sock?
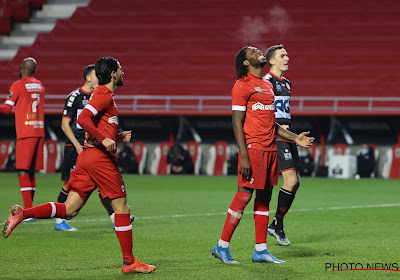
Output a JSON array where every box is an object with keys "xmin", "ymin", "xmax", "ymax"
[
  {"xmin": 98, "ymin": 191, "xmax": 114, "ymax": 216},
  {"xmin": 57, "ymin": 188, "xmax": 69, "ymax": 203},
  {"xmin": 272, "ymin": 188, "xmax": 296, "ymax": 231}
]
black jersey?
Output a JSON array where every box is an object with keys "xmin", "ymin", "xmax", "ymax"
[
  {"xmin": 62, "ymin": 88, "xmax": 91, "ymax": 145},
  {"xmin": 263, "ymin": 72, "xmax": 292, "ymax": 126}
]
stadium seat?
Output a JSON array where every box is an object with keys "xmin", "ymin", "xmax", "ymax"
[
  {"xmin": 0, "ymin": 140, "xmax": 12, "ymax": 171},
  {"xmin": 206, "ymin": 141, "xmax": 229, "ymax": 176},
  {"xmin": 30, "ymin": 0, "xmax": 46, "ymax": 9},
  {"xmin": 42, "ymin": 139, "xmax": 61, "ymax": 174},
  {"xmin": 186, "ymin": 140, "xmax": 202, "ymax": 175},
  {"xmin": 382, "ymin": 143, "xmax": 400, "ymax": 179},
  {"xmin": 0, "ymin": 3, "xmax": 11, "ymax": 34},
  {"xmin": 131, "ymin": 141, "xmax": 147, "ymax": 175},
  {"xmin": 7, "ymin": 0, "xmax": 30, "ymax": 21},
  {"xmin": 149, "ymin": 141, "xmax": 173, "ymax": 175}
]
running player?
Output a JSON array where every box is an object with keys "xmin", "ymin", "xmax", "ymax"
[
  {"xmin": 2, "ymin": 57, "xmax": 156, "ymax": 274},
  {"xmin": 264, "ymin": 44, "xmax": 297, "ymax": 246},
  {"xmin": 0, "ymin": 58, "xmax": 44, "ymax": 222},
  {"xmin": 55, "ymin": 64, "xmax": 133, "ymax": 231},
  {"xmin": 211, "ymin": 46, "xmax": 314, "ymax": 264}
]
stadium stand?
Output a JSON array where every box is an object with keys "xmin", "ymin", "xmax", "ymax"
[
  {"xmin": 0, "ymin": 0, "xmax": 399, "ymax": 116},
  {"xmin": 186, "ymin": 140, "xmax": 201, "ymax": 175},
  {"xmin": 131, "ymin": 141, "xmax": 147, "ymax": 175},
  {"xmin": 149, "ymin": 141, "xmax": 173, "ymax": 175},
  {"xmin": 382, "ymin": 143, "xmax": 400, "ymax": 179},
  {"xmin": 42, "ymin": 139, "xmax": 61, "ymax": 173},
  {"xmin": 206, "ymin": 141, "xmax": 229, "ymax": 176},
  {"xmin": 0, "ymin": 139, "xmax": 12, "ymax": 170}
]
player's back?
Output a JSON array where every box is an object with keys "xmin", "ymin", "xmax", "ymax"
[{"xmin": 9, "ymin": 77, "xmax": 45, "ymax": 139}]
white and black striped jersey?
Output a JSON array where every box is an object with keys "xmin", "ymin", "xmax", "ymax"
[
  {"xmin": 263, "ymin": 72, "xmax": 292, "ymax": 126},
  {"xmin": 62, "ymin": 88, "xmax": 91, "ymax": 145}
]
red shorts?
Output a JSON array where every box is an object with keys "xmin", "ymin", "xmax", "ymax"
[
  {"xmin": 238, "ymin": 148, "xmax": 278, "ymax": 189},
  {"xmin": 65, "ymin": 148, "xmax": 126, "ymax": 202},
  {"xmin": 16, "ymin": 137, "xmax": 44, "ymax": 170}
]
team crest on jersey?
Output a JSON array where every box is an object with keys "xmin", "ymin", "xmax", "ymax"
[
  {"xmin": 108, "ymin": 116, "xmax": 119, "ymax": 124},
  {"xmin": 82, "ymin": 99, "xmax": 89, "ymax": 106},
  {"xmin": 276, "ymin": 84, "xmax": 282, "ymax": 91},
  {"xmin": 7, "ymin": 92, "xmax": 12, "ymax": 98},
  {"xmin": 252, "ymin": 102, "xmax": 274, "ymax": 111},
  {"xmin": 284, "ymin": 149, "xmax": 292, "ymax": 160}
]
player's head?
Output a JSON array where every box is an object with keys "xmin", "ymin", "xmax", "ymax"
[
  {"xmin": 265, "ymin": 44, "xmax": 289, "ymax": 73},
  {"xmin": 235, "ymin": 46, "xmax": 266, "ymax": 79},
  {"xmin": 19, "ymin": 57, "xmax": 37, "ymax": 78},
  {"xmin": 83, "ymin": 64, "xmax": 98, "ymax": 90},
  {"xmin": 95, "ymin": 56, "xmax": 123, "ymax": 87}
]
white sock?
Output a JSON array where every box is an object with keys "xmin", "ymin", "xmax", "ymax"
[
  {"xmin": 255, "ymin": 243, "xmax": 267, "ymax": 251},
  {"xmin": 55, "ymin": 218, "xmax": 64, "ymax": 224},
  {"xmin": 218, "ymin": 239, "xmax": 230, "ymax": 248}
]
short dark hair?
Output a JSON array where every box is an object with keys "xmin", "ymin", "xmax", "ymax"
[
  {"xmin": 95, "ymin": 56, "xmax": 119, "ymax": 85},
  {"xmin": 265, "ymin": 44, "xmax": 284, "ymax": 66},
  {"xmin": 83, "ymin": 64, "xmax": 95, "ymax": 81},
  {"xmin": 235, "ymin": 46, "xmax": 249, "ymax": 80}
]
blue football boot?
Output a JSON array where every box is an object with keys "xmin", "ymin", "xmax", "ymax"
[
  {"xmin": 54, "ymin": 220, "xmax": 77, "ymax": 231},
  {"xmin": 212, "ymin": 244, "xmax": 239, "ymax": 264},
  {"xmin": 252, "ymin": 249, "xmax": 285, "ymax": 263}
]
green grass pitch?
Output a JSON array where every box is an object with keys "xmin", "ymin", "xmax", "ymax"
[{"xmin": 0, "ymin": 173, "xmax": 399, "ymax": 280}]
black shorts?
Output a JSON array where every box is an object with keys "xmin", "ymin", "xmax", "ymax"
[
  {"xmin": 276, "ymin": 140, "xmax": 300, "ymax": 172},
  {"xmin": 61, "ymin": 145, "xmax": 78, "ymax": 182}
]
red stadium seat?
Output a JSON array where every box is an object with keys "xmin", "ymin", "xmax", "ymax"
[
  {"xmin": 0, "ymin": 140, "xmax": 12, "ymax": 171},
  {"xmin": 131, "ymin": 141, "xmax": 147, "ymax": 175},
  {"xmin": 382, "ymin": 144, "xmax": 400, "ymax": 179},
  {"xmin": 30, "ymin": 0, "xmax": 46, "ymax": 9},
  {"xmin": 206, "ymin": 141, "xmax": 229, "ymax": 176},
  {"xmin": 186, "ymin": 140, "xmax": 201, "ymax": 175},
  {"xmin": 7, "ymin": 0, "xmax": 30, "ymax": 21},
  {"xmin": 149, "ymin": 141, "xmax": 173, "ymax": 175},
  {"xmin": 42, "ymin": 139, "xmax": 61, "ymax": 174},
  {"xmin": 0, "ymin": 4, "xmax": 11, "ymax": 34}
]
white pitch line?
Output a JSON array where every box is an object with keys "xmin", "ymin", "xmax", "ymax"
[{"xmin": 3, "ymin": 203, "xmax": 400, "ymax": 226}]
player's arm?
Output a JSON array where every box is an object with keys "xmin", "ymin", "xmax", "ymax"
[
  {"xmin": 0, "ymin": 103, "xmax": 13, "ymax": 114},
  {"xmin": 276, "ymin": 123, "xmax": 314, "ymax": 148},
  {"xmin": 232, "ymin": 110, "xmax": 251, "ymax": 180},
  {"xmin": 61, "ymin": 117, "xmax": 83, "ymax": 154},
  {"xmin": 0, "ymin": 88, "xmax": 18, "ymax": 114}
]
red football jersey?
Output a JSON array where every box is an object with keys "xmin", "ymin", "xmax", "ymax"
[
  {"xmin": 83, "ymin": 85, "xmax": 119, "ymax": 153},
  {"xmin": 232, "ymin": 73, "xmax": 276, "ymax": 151},
  {"xmin": 6, "ymin": 77, "xmax": 45, "ymax": 139}
]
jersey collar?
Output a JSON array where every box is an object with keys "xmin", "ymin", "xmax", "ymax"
[{"xmin": 268, "ymin": 71, "xmax": 284, "ymax": 82}]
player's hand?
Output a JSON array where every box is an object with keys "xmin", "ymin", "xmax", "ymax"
[
  {"xmin": 75, "ymin": 145, "xmax": 84, "ymax": 154},
  {"xmin": 122, "ymin": 130, "xmax": 132, "ymax": 142},
  {"xmin": 102, "ymin": 138, "xmax": 116, "ymax": 151},
  {"xmin": 239, "ymin": 155, "xmax": 252, "ymax": 181},
  {"xmin": 294, "ymin": 131, "xmax": 314, "ymax": 148}
]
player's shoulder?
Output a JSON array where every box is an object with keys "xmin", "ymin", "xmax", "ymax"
[
  {"xmin": 91, "ymin": 86, "xmax": 113, "ymax": 101},
  {"xmin": 283, "ymin": 76, "xmax": 291, "ymax": 85},
  {"xmin": 263, "ymin": 73, "xmax": 274, "ymax": 82},
  {"xmin": 233, "ymin": 75, "xmax": 251, "ymax": 90},
  {"xmin": 66, "ymin": 88, "xmax": 81, "ymax": 98}
]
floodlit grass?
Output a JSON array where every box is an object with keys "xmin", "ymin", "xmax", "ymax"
[{"xmin": 0, "ymin": 173, "xmax": 399, "ymax": 279}]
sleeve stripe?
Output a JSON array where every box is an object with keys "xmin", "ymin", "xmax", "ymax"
[
  {"xmin": 85, "ymin": 104, "xmax": 98, "ymax": 116},
  {"xmin": 5, "ymin": 100, "xmax": 15, "ymax": 106},
  {"xmin": 232, "ymin": 105, "xmax": 246, "ymax": 111}
]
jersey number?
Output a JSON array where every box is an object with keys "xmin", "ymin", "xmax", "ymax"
[{"xmin": 31, "ymin": 93, "xmax": 40, "ymax": 113}]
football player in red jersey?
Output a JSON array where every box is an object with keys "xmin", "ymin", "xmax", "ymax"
[
  {"xmin": 0, "ymin": 58, "xmax": 44, "ymax": 221},
  {"xmin": 2, "ymin": 57, "xmax": 156, "ymax": 274},
  {"xmin": 212, "ymin": 46, "xmax": 313, "ymax": 264}
]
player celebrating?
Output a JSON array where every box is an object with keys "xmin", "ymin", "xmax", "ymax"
[
  {"xmin": 264, "ymin": 44, "xmax": 297, "ymax": 246},
  {"xmin": 55, "ymin": 64, "xmax": 133, "ymax": 231},
  {"xmin": 211, "ymin": 46, "xmax": 313, "ymax": 264},
  {"xmin": 0, "ymin": 58, "xmax": 44, "ymax": 222},
  {"xmin": 2, "ymin": 56, "xmax": 156, "ymax": 274}
]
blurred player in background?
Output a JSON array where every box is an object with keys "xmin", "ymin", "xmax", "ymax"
[
  {"xmin": 211, "ymin": 46, "xmax": 313, "ymax": 264},
  {"xmin": 0, "ymin": 58, "xmax": 44, "ymax": 222},
  {"xmin": 3, "ymin": 56, "xmax": 155, "ymax": 274},
  {"xmin": 264, "ymin": 45, "xmax": 298, "ymax": 246},
  {"xmin": 55, "ymin": 64, "xmax": 133, "ymax": 231}
]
